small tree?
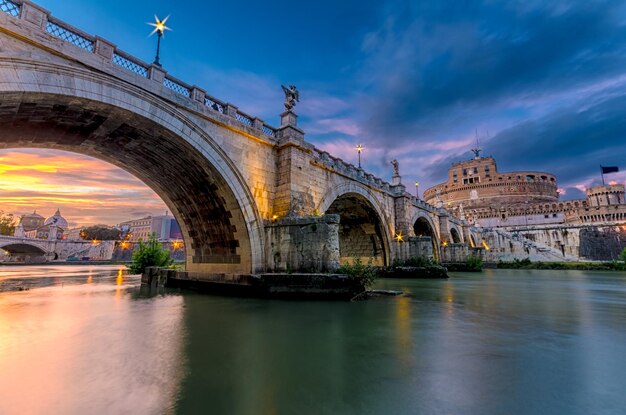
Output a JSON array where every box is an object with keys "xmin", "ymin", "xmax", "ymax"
[
  {"xmin": 129, "ymin": 233, "xmax": 173, "ymax": 274},
  {"xmin": 80, "ymin": 225, "xmax": 122, "ymax": 241},
  {"xmin": 337, "ymin": 258, "xmax": 378, "ymax": 289},
  {"xmin": 620, "ymin": 247, "xmax": 626, "ymax": 263},
  {"xmin": 0, "ymin": 211, "xmax": 16, "ymax": 236}
]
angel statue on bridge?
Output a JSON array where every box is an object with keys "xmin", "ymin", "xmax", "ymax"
[
  {"xmin": 281, "ymin": 85, "xmax": 300, "ymax": 111},
  {"xmin": 391, "ymin": 159, "xmax": 400, "ymax": 177}
]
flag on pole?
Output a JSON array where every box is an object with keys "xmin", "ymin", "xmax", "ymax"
[{"xmin": 601, "ymin": 166, "xmax": 619, "ymax": 174}]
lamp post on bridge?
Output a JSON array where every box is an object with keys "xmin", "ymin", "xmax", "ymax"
[
  {"xmin": 148, "ymin": 15, "xmax": 171, "ymax": 67},
  {"xmin": 415, "ymin": 181, "xmax": 420, "ymax": 199},
  {"xmin": 356, "ymin": 144, "xmax": 363, "ymax": 168}
]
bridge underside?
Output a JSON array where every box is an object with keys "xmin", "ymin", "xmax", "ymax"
[
  {"xmin": 0, "ymin": 93, "xmax": 253, "ymax": 273},
  {"xmin": 1, "ymin": 243, "xmax": 46, "ymax": 255},
  {"xmin": 326, "ymin": 193, "xmax": 387, "ymax": 266}
]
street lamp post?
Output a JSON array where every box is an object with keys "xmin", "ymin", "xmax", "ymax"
[
  {"xmin": 356, "ymin": 144, "xmax": 363, "ymax": 168},
  {"xmin": 148, "ymin": 15, "xmax": 171, "ymax": 67},
  {"xmin": 415, "ymin": 181, "xmax": 420, "ymax": 199}
]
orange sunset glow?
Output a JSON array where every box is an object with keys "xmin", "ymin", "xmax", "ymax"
[{"xmin": 0, "ymin": 149, "xmax": 167, "ymax": 227}]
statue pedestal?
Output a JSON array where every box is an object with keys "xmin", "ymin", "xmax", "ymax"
[
  {"xmin": 280, "ymin": 111, "xmax": 298, "ymax": 127},
  {"xmin": 392, "ymin": 175, "xmax": 401, "ymax": 186}
]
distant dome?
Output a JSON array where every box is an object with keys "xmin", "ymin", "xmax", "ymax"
[
  {"xmin": 44, "ymin": 209, "xmax": 68, "ymax": 229},
  {"xmin": 22, "ymin": 211, "xmax": 44, "ymax": 220},
  {"xmin": 20, "ymin": 210, "xmax": 45, "ymax": 231}
]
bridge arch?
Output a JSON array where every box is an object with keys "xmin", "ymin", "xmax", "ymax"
[
  {"xmin": 412, "ymin": 212, "xmax": 440, "ymax": 260},
  {"xmin": 318, "ymin": 183, "xmax": 392, "ymax": 266},
  {"xmin": 0, "ymin": 66, "xmax": 264, "ymax": 274},
  {"xmin": 450, "ymin": 227, "xmax": 462, "ymax": 244},
  {"xmin": 0, "ymin": 242, "xmax": 47, "ymax": 259}
]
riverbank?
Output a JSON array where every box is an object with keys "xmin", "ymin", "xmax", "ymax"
[
  {"xmin": 496, "ymin": 259, "xmax": 626, "ymax": 271},
  {"xmin": 0, "ymin": 260, "xmax": 131, "ymax": 266}
]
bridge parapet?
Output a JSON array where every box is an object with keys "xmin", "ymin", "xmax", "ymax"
[
  {"xmin": 310, "ymin": 148, "xmax": 394, "ymax": 194},
  {"xmin": 0, "ymin": 0, "xmax": 279, "ymax": 139}
]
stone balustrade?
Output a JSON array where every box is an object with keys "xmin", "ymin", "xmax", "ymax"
[
  {"xmin": 310, "ymin": 148, "xmax": 394, "ymax": 193},
  {"xmin": 0, "ymin": 0, "xmax": 279, "ymax": 139}
]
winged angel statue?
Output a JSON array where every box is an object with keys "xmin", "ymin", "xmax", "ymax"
[{"xmin": 281, "ymin": 85, "xmax": 300, "ymax": 111}]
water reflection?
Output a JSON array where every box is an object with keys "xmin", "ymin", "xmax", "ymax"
[
  {"xmin": 1, "ymin": 267, "xmax": 626, "ymax": 414},
  {"xmin": 0, "ymin": 269, "xmax": 185, "ymax": 415}
]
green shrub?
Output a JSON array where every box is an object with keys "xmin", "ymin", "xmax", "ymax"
[
  {"xmin": 393, "ymin": 256, "xmax": 437, "ymax": 267},
  {"xmin": 129, "ymin": 233, "xmax": 173, "ymax": 274},
  {"xmin": 620, "ymin": 248, "xmax": 626, "ymax": 263},
  {"xmin": 337, "ymin": 258, "xmax": 378, "ymax": 288},
  {"xmin": 465, "ymin": 255, "xmax": 483, "ymax": 271}
]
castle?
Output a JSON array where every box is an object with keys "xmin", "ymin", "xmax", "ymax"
[{"xmin": 423, "ymin": 150, "xmax": 626, "ymax": 261}]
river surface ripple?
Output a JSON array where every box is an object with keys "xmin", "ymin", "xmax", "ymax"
[{"xmin": 1, "ymin": 265, "xmax": 626, "ymax": 415}]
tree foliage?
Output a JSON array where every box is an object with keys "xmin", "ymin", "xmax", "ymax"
[
  {"xmin": 337, "ymin": 258, "xmax": 378, "ymax": 288},
  {"xmin": 129, "ymin": 233, "xmax": 173, "ymax": 274},
  {"xmin": 620, "ymin": 248, "xmax": 626, "ymax": 263},
  {"xmin": 0, "ymin": 211, "xmax": 16, "ymax": 236},
  {"xmin": 80, "ymin": 225, "xmax": 122, "ymax": 241}
]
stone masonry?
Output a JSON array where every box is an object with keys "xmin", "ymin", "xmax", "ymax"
[{"xmin": 0, "ymin": 1, "xmax": 479, "ymax": 275}]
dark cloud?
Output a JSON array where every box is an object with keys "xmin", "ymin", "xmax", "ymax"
[
  {"xmin": 428, "ymin": 92, "xmax": 626, "ymax": 188},
  {"xmin": 359, "ymin": 0, "xmax": 626, "ymax": 142}
]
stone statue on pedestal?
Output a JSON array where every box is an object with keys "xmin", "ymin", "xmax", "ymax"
[
  {"xmin": 281, "ymin": 85, "xmax": 299, "ymax": 111},
  {"xmin": 391, "ymin": 159, "xmax": 399, "ymax": 176}
]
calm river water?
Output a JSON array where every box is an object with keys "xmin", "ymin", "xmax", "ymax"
[{"xmin": 1, "ymin": 265, "xmax": 626, "ymax": 415}]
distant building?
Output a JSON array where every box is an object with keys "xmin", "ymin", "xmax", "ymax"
[
  {"xmin": 14, "ymin": 209, "xmax": 68, "ymax": 240},
  {"xmin": 424, "ymin": 151, "xmax": 626, "ymax": 228},
  {"xmin": 118, "ymin": 213, "xmax": 181, "ymax": 242}
]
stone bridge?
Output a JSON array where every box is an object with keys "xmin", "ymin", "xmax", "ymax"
[
  {"xmin": 0, "ymin": 1, "xmax": 480, "ymax": 274},
  {"xmin": 0, "ymin": 234, "xmax": 115, "ymax": 262}
]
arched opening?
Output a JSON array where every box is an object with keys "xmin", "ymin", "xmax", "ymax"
[
  {"xmin": 413, "ymin": 216, "xmax": 439, "ymax": 260},
  {"xmin": 0, "ymin": 93, "xmax": 261, "ymax": 274},
  {"xmin": 325, "ymin": 193, "xmax": 388, "ymax": 266},
  {"xmin": 450, "ymin": 228, "xmax": 461, "ymax": 243},
  {"xmin": 1, "ymin": 243, "xmax": 46, "ymax": 263}
]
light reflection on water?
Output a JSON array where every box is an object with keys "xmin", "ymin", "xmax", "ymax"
[
  {"xmin": 0, "ymin": 268, "xmax": 185, "ymax": 415},
  {"xmin": 1, "ymin": 267, "xmax": 626, "ymax": 414}
]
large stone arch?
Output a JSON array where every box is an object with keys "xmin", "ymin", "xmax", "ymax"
[
  {"xmin": 317, "ymin": 182, "xmax": 392, "ymax": 266},
  {"xmin": 0, "ymin": 62, "xmax": 264, "ymax": 274}
]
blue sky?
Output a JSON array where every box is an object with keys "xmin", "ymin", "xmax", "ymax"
[{"xmin": 27, "ymin": 0, "xmax": 626, "ymax": 202}]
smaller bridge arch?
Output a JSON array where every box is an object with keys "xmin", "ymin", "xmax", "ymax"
[
  {"xmin": 0, "ymin": 241, "xmax": 48, "ymax": 262},
  {"xmin": 318, "ymin": 182, "xmax": 393, "ymax": 266},
  {"xmin": 450, "ymin": 227, "xmax": 462, "ymax": 244},
  {"xmin": 412, "ymin": 212, "xmax": 440, "ymax": 260}
]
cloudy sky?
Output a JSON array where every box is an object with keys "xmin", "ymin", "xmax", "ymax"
[{"xmin": 2, "ymin": 0, "xmax": 626, "ymax": 225}]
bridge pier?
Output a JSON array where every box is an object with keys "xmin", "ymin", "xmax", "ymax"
[{"xmin": 265, "ymin": 215, "xmax": 340, "ymax": 273}]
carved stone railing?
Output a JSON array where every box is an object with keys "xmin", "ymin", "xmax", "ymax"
[
  {"xmin": 0, "ymin": 0, "xmax": 279, "ymax": 140},
  {"xmin": 310, "ymin": 148, "xmax": 394, "ymax": 194},
  {"xmin": 112, "ymin": 51, "xmax": 149, "ymax": 77},
  {"xmin": 0, "ymin": 0, "xmax": 20, "ymax": 17}
]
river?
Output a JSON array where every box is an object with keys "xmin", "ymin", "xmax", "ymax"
[{"xmin": 1, "ymin": 265, "xmax": 625, "ymax": 414}]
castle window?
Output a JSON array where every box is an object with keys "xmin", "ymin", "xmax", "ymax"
[
  {"xmin": 463, "ymin": 169, "xmax": 468, "ymax": 176},
  {"xmin": 473, "ymin": 167, "xmax": 478, "ymax": 174}
]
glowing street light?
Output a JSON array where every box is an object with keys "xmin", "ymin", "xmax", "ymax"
[
  {"xmin": 148, "ymin": 15, "xmax": 171, "ymax": 67},
  {"xmin": 395, "ymin": 231, "xmax": 404, "ymax": 242},
  {"xmin": 356, "ymin": 144, "xmax": 363, "ymax": 168},
  {"xmin": 415, "ymin": 181, "xmax": 420, "ymax": 199}
]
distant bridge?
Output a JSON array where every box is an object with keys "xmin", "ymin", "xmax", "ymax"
[
  {"xmin": 0, "ymin": 1, "xmax": 481, "ymax": 274},
  {"xmin": 0, "ymin": 235, "xmax": 115, "ymax": 261}
]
